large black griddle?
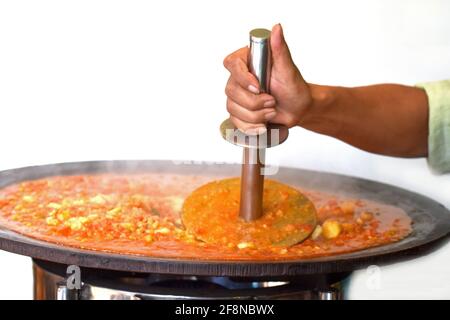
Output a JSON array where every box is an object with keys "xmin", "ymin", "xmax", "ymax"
[{"xmin": 0, "ymin": 160, "xmax": 449, "ymax": 277}]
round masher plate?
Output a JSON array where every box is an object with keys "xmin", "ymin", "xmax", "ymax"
[{"xmin": 182, "ymin": 178, "xmax": 317, "ymax": 247}]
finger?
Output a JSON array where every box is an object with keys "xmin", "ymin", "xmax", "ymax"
[
  {"xmin": 271, "ymin": 24, "xmax": 294, "ymax": 66},
  {"xmin": 225, "ymin": 78, "xmax": 276, "ymax": 111},
  {"xmin": 227, "ymin": 98, "xmax": 276, "ymax": 124},
  {"xmin": 270, "ymin": 23, "xmax": 303, "ymax": 81},
  {"xmin": 223, "ymin": 47, "xmax": 260, "ymax": 94},
  {"xmin": 229, "ymin": 115, "xmax": 267, "ymax": 135}
]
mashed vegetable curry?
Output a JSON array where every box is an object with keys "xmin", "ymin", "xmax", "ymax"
[{"xmin": 0, "ymin": 174, "xmax": 412, "ymax": 260}]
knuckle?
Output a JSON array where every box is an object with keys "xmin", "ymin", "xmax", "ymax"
[
  {"xmin": 225, "ymin": 81, "xmax": 239, "ymax": 99},
  {"xmin": 224, "ymin": 83, "xmax": 232, "ymax": 97},
  {"xmin": 223, "ymin": 54, "xmax": 232, "ymax": 69},
  {"xmin": 225, "ymin": 100, "xmax": 234, "ymax": 114},
  {"xmin": 229, "ymin": 58, "xmax": 240, "ymax": 72},
  {"xmin": 226, "ymin": 56, "xmax": 237, "ymax": 71}
]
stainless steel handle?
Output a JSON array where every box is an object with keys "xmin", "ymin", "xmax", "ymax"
[{"xmin": 248, "ymin": 29, "xmax": 271, "ymax": 94}]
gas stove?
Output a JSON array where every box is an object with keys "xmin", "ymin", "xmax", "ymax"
[{"xmin": 33, "ymin": 259, "xmax": 347, "ymax": 300}]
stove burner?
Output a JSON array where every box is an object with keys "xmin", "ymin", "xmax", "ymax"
[{"xmin": 32, "ymin": 259, "xmax": 347, "ymax": 300}]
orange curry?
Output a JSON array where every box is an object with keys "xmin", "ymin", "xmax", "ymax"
[{"xmin": 0, "ymin": 174, "xmax": 412, "ymax": 260}]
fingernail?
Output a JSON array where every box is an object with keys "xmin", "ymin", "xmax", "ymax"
[
  {"xmin": 264, "ymin": 100, "xmax": 276, "ymax": 108},
  {"xmin": 265, "ymin": 111, "xmax": 276, "ymax": 120},
  {"xmin": 248, "ymin": 85, "xmax": 260, "ymax": 94}
]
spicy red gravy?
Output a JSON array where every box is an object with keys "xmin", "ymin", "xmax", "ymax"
[{"xmin": 0, "ymin": 174, "xmax": 412, "ymax": 260}]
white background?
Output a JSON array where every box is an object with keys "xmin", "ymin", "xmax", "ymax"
[{"xmin": 0, "ymin": 0, "xmax": 449, "ymax": 299}]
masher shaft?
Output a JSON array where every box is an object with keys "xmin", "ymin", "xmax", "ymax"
[
  {"xmin": 239, "ymin": 29, "xmax": 271, "ymax": 222},
  {"xmin": 240, "ymin": 148, "xmax": 265, "ymax": 221}
]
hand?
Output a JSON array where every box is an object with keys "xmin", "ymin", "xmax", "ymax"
[{"xmin": 223, "ymin": 24, "xmax": 312, "ymax": 134}]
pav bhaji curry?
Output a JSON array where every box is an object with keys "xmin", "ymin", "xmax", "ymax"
[{"xmin": 0, "ymin": 174, "xmax": 412, "ymax": 260}]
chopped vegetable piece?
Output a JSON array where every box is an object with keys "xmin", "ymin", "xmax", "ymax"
[
  {"xmin": 311, "ymin": 225, "xmax": 323, "ymax": 240},
  {"xmin": 322, "ymin": 219, "xmax": 342, "ymax": 239}
]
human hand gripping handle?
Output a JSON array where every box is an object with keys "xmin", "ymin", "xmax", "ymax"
[{"xmin": 224, "ymin": 24, "xmax": 313, "ymax": 134}]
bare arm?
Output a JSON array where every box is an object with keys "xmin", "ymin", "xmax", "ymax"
[{"xmin": 304, "ymin": 84, "xmax": 429, "ymax": 157}]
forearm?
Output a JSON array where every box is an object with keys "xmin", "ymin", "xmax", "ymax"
[{"xmin": 299, "ymin": 84, "xmax": 429, "ymax": 157}]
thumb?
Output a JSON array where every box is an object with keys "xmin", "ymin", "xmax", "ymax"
[{"xmin": 270, "ymin": 24, "xmax": 296, "ymax": 77}]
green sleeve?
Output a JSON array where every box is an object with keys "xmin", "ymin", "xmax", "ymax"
[{"xmin": 416, "ymin": 80, "xmax": 450, "ymax": 174}]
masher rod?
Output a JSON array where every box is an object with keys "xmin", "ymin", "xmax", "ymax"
[{"xmin": 239, "ymin": 29, "xmax": 272, "ymax": 222}]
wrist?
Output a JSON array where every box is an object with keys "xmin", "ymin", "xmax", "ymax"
[{"xmin": 298, "ymin": 84, "xmax": 343, "ymax": 137}]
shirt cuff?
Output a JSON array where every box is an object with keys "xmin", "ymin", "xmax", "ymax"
[{"xmin": 416, "ymin": 80, "xmax": 450, "ymax": 174}]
